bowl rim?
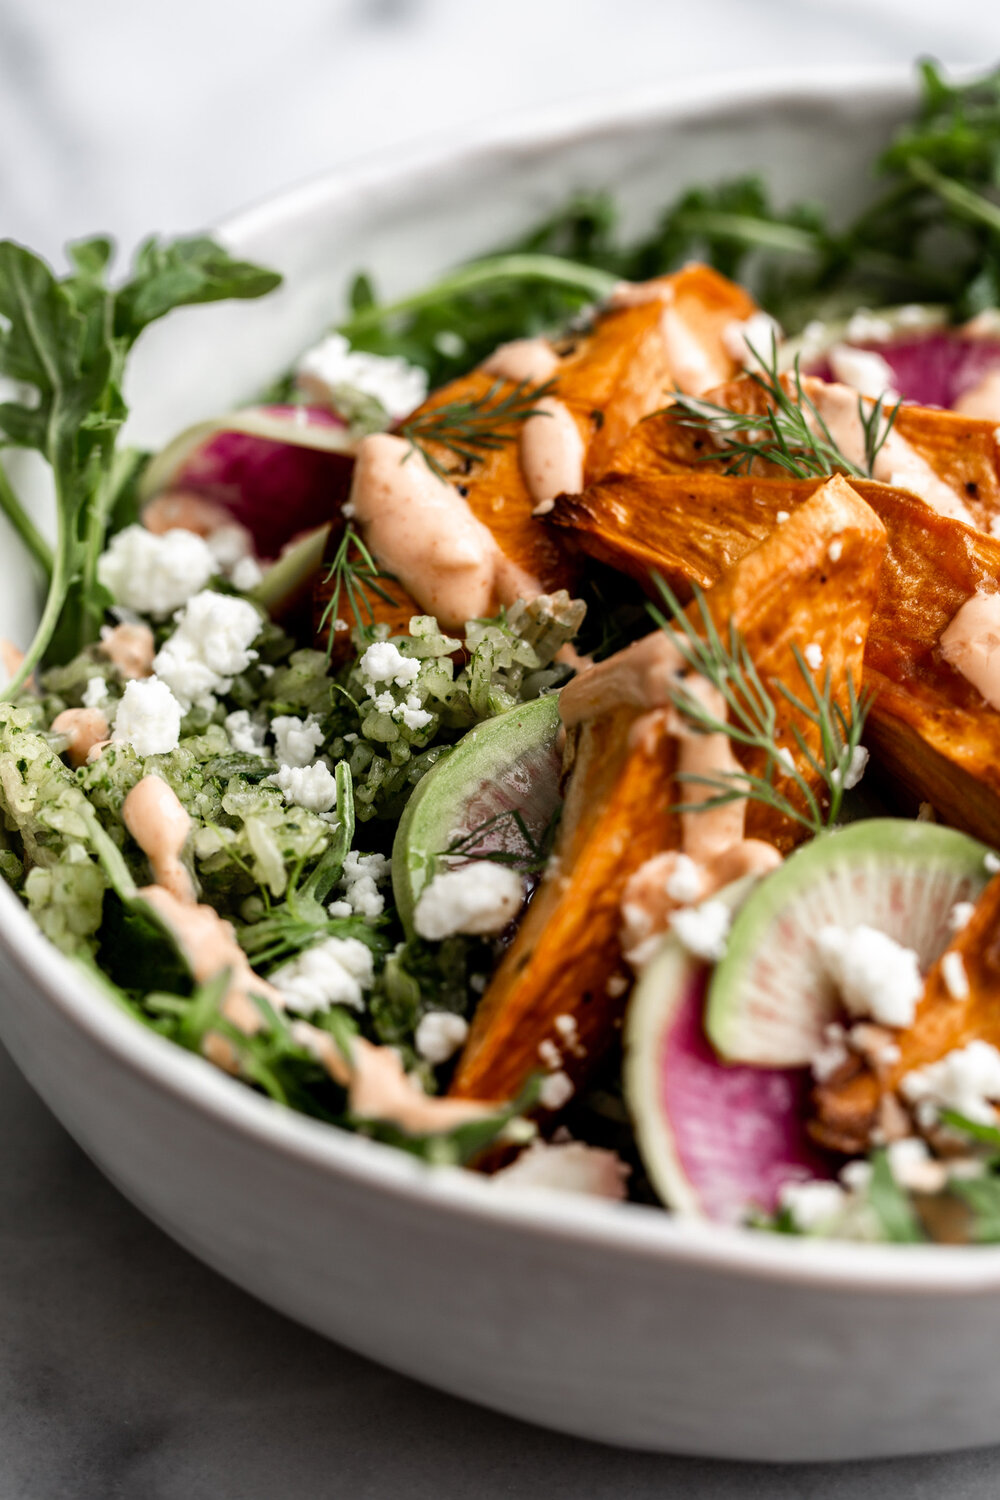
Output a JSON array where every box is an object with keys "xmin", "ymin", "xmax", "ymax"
[{"xmin": 10, "ymin": 60, "xmax": 1000, "ymax": 1296}]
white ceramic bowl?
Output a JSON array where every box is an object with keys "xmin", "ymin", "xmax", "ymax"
[{"xmin": 3, "ymin": 67, "xmax": 999, "ymax": 1465}]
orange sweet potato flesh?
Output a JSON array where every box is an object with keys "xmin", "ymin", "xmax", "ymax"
[
  {"xmin": 810, "ymin": 874, "xmax": 1000, "ymax": 1155},
  {"xmin": 553, "ymin": 443, "xmax": 1000, "ymax": 844},
  {"xmin": 407, "ymin": 264, "xmax": 757, "ymax": 596},
  {"xmin": 448, "ymin": 477, "xmax": 886, "ymax": 1106}
]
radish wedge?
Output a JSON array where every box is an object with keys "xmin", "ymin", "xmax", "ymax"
[
  {"xmin": 391, "ymin": 696, "xmax": 562, "ymax": 939},
  {"xmin": 706, "ymin": 819, "xmax": 991, "ymax": 1070},
  {"xmin": 625, "ymin": 879, "xmax": 827, "ymax": 1221}
]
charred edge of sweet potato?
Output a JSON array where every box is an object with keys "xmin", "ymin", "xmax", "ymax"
[{"xmin": 811, "ymin": 875, "xmax": 1000, "ymax": 1156}]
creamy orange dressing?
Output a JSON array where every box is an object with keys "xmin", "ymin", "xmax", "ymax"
[
  {"xmin": 0, "ymin": 639, "xmax": 30, "ymax": 689},
  {"xmin": 481, "ymin": 338, "xmax": 559, "ymax": 384},
  {"xmin": 348, "ymin": 433, "xmax": 540, "ymax": 629},
  {"xmin": 559, "ymin": 631, "xmax": 685, "ymax": 728},
  {"xmin": 291, "ymin": 1020, "xmax": 496, "ymax": 1133},
  {"xmin": 607, "ymin": 277, "xmax": 675, "ymax": 309},
  {"xmin": 609, "ymin": 278, "xmax": 724, "ymax": 394},
  {"xmin": 554, "ymin": 642, "xmax": 595, "ymax": 674},
  {"xmin": 123, "ymin": 775, "xmax": 194, "ymax": 902},
  {"xmin": 100, "ymin": 621, "xmax": 156, "ymax": 679},
  {"xmin": 142, "ymin": 491, "xmax": 232, "ymax": 537},
  {"xmin": 953, "ymin": 371, "xmax": 1000, "ymax": 422},
  {"xmin": 520, "ymin": 397, "xmax": 585, "ymax": 514},
  {"xmin": 940, "ymin": 591, "xmax": 1000, "ymax": 710},
  {"xmin": 51, "ymin": 708, "xmax": 110, "ymax": 769},
  {"xmin": 803, "ymin": 380, "xmax": 973, "ymax": 524}
]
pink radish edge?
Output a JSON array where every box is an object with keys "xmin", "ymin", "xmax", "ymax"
[{"xmin": 808, "ymin": 332, "xmax": 1000, "ymax": 411}]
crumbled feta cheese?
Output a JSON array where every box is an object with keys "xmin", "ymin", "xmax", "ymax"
[
  {"xmin": 414, "ymin": 863, "xmax": 524, "ymax": 941},
  {"xmin": 225, "ymin": 709, "xmax": 268, "ymax": 755},
  {"xmin": 817, "ymin": 924, "xmax": 922, "ymax": 1028},
  {"xmin": 372, "ymin": 691, "xmax": 395, "ymax": 714},
  {"xmin": 886, "ymin": 1136, "xmax": 948, "ymax": 1194},
  {"xmin": 986, "ymin": 852, "xmax": 1000, "ymax": 874},
  {"xmin": 538, "ymin": 1039, "xmax": 562, "ymax": 1071},
  {"xmin": 82, "ymin": 675, "xmax": 110, "ymax": 709},
  {"xmin": 339, "ymin": 849, "xmax": 389, "ymax": 922},
  {"xmin": 811, "ymin": 1022, "xmax": 850, "ymax": 1082},
  {"xmin": 268, "ymin": 761, "xmax": 338, "ymax": 813},
  {"xmin": 296, "ymin": 332, "xmax": 428, "ymax": 421},
  {"xmin": 832, "ymin": 744, "xmax": 869, "ymax": 791},
  {"xmin": 554, "ymin": 1014, "xmax": 580, "ymax": 1045},
  {"xmin": 721, "ymin": 312, "xmax": 782, "ymax": 369},
  {"xmin": 845, "ymin": 309, "xmax": 895, "ymax": 344},
  {"xmin": 839, "ymin": 1159, "xmax": 873, "ymax": 1192},
  {"xmin": 828, "ymin": 538, "xmax": 844, "ymax": 562},
  {"xmin": 153, "ymin": 590, "xmax": 261, "ymax": 709},
  {"xmin": 231, "ymin": 555, "xmax": 264, "ymax": 592},
  {"xmin": 901, "ymin": 1040, "xmax": 1000, "ymax": 1125},
  {"xmin": 111, "ymin": 677, "xmax": 183, "ymax": 757},
  {"xmin": 359, "ymin": 640, "xmax": 420, "ymax": 689},
  {"xmin": 491, "ymin": 1139, "xmax": 629, "ymax": 1199},
  {"xmin": 828, "ymin": 344, "xmax": 898, "ymax": 400},
  {"xmin": 941, "ymin": 950, "xmax": 970, "ymax": 1001},
  {"xmin": 97, "ymin": 525, "xmax": 216, "ymax": 616},
  {"xmin": 775, "ymin": 510, "xmax": 790, "ymax": 524},
  {"xmin": 664, "ymin": 852, "xmax": 703, "ymax": 905},
  {"xmin": 271, "ymin": 714, "xmax": 325, "ymax": 768},
  {"xmin": 778, "ymin": 1178, "xmax": 847, "ymax": 1232},
  {"xmin": 774, "ymin": 745, "xmax": 796, "ymax": 776},
  {"xmin": 205, "ymin": 521, "xmax": 254, "ymax": 571},
  {"xmin": 803, "ymin": 642, "xmax": 824, "ymax": 671},
  {"xmin": 949, "ymin": 901, "xmax": 976, "ymax": 933},
  {"xmin": 538, "ymin": 1070, "xmax": 575, "ymax": 1111},
  {"xmin": 272, "ymin": 936, "xmax": 374, "ymax": 1014},
  {"xmin": 414, "ymin": 1011, "xmax": 468, "ymax": 1065},
  {"xmin": 669, "ymin": 899, "xmax": 731, "ymax": 962},
  {"xmin": 395, "ymin": 693, "xmax": 433, "ymax": 732}
]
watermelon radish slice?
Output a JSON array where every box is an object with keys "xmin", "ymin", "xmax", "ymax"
[
  {"xmin": 706, "ymin": 819, "xmax": 991, "ymax": 1070},
  {"xmin": 783, "ymin": 305, "xmax": 1000, "ymax": 411},
  {"xmin": 139, "ymin": 405, "xmax": 359, "ymax": 560},
  {"xmin": 391, "ymin": 695, "xmax": 562, "ymax": 938},
  {"xmin": 625, "ymin": 879, "xmax": 828, "ymax": 1222}
]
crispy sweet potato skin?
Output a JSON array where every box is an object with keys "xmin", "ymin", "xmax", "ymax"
[
  {"xmin": 811, "ymin": 875, "xmax": 1000, "ymax": 1156},
  {"xmin": 449, "ymin": 479, "xmax": 885, "ymax": 1105}
]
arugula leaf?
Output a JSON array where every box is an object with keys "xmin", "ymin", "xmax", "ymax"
[
  {"xmin": 868, "ymin": 1149, "xmax": 926, "ymax": 1244},
  {"xmin": 0, "ymin": 234, "xmax": 280, "ymax": 693},
  {"xmin": 949, "ymin": 1174, "xmax": 1000, "ymax": 1243}
]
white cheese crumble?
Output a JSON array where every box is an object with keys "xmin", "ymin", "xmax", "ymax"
[
  {"xmin": 225, "ymin": 709, "xmax": 269, "ymax": 755},
  {"xmin": 82, "ymin": 675, "xmax": 110, "ymax": 709},
  {"xmin": 886, "ymin": 1136, "xmax": 948, "ymax": 1194},
  {"xmin": 949, "ymin": 901, "xmax": 976, "ymax": 933},
  {"xmin": 941, "ymin": 950, "xmax": 970, "ymax": 1002},
  {"xmin": 271, "ymin": 714, "xmax": 325, "ymax": 767},
  {"xmin": 395, "ymin": 694, "xmax": 434, "ymax": 732},
  {"xmin": 339, "ymin": 849, "xmax": 389, "ymax": 922},
  {"xmin": 231, "ymin": 555, "xmax": 264, "ymax": 592},
  {"xmin": 778, "ymin": 1178, "xmax": 847, "ymax": 1232},
  {"xmin": 414, "ymin": 863, "xmax": 524, "ymax": 941},
  {"xmin": 831, "ymin": 744, "xmax": 869, "ymax": 791},
  {"xmin": 811, "ymin": 1022, "xmax": 850, "ymax": 1082},
  {"xmin": 491, "ymin": 1140, "xmax": 629, "ymax": 1199},
  {"xmin": 272, "ymin": 935, "xmax": 374, "ymax": 1014},
  {"xmin": 828, "ymin": 539, "xmax": 844, "ymax": 562},
  {"xmin": 268, "ymin": 761, "xmax": 338, "ymax": 813},
  {"xmin": 664, "ymin": 852, "xmax": 702, "ymax": 905},
  {"xmin": 538, "ymin": 1070, "xmax": 575, "ymax": 1111},
  {"xmin": 775, "ymin": 510, "xmax": 790, "ymax": 524},
  {"xmin": 669, "ymin": 899, "xmax": 731, "ymax": 962},
  {"xmin": 97, "ymin": 525, "xmax": 216, "ymax": 616},
  {"xmin": 111, "ymin": 677, "xmax": 183, "ymax": 757},
  {"xmin": 296, "ymin": 332, "xmax": 428, "ymax": 421},
  {"xmin": 901, "ymin": 1040, "xmax": 1000, "ymax": 1125},
  {"xmin": 359, "ymin": 639, "xmax": 421, "ymax": 689},
  {"xmin": 827, "ymin": 344, "xmax": 898, "ymax": 400},
  {"xmin": 986, "ymin": 852, "xmax": 1000, "ymax": 874},
  {"xmin": 845, "ymin": 309, "xmax": 895, "ymax": 344},
  {"xmin": 538, "ymin": 1038, "xmax": 562, "ymax": 1072},
  {"xmin": 803, "ymin": 642, "xmax": 824, "ymax": 671},
  {"xmin": 153, "ymin": 590, "xmax": 261, "ymax": 710},
  {"xmin": 816, "ymin": 924, "xmax": 923, "ymax": 1028},
  {"xmin": 414, "ymin": 1010, "xmax": 468, "ymax": 1065}
]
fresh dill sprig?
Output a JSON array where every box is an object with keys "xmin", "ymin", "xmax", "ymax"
[
  {"xmin": 400, "ymin": 377, "xmax": 556, "ymax": 482},
  {"xmin": 318, "ymin": 524, "xmax": 398, "ymax": 659},
  {"xmin": 438, "ymin": 806, "xmax": 561, "ymax": 874},
  {"xmin": 667, "ymin": 342, "xmax": 900, "ymax": 482},
  {"xmin": 650, "ymin": 579, "xmax": 872, "ymax": 836}
]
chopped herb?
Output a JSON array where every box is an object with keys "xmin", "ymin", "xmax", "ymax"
[{"xmin": 318, "ymin": 524, "xmax": 398, "ymax": 658}]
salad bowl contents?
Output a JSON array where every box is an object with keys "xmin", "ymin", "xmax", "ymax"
[{"xmin": 9, "ymin": 60, "xmax": 1000, "ymax": 1460}]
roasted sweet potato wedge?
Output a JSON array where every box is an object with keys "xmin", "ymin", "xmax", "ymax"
[
  {"xmin": 811, "ymin": 874, "xmax": 1000, "ymax": 1156},
  {"xmin": 448, "ymin": 477, "xmax": 885, "ymax": 1106},
  {"xmin": 408, "ymin": 264, "xmax": 757, "ymax": 597}
]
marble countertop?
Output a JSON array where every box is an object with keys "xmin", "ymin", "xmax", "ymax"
[{"xmin": 4, "ymin": 1, "xmax": 1000, "ymax": 1494}]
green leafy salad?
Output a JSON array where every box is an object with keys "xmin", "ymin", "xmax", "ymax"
[{"xmin": 5, "ymin": 60, "xmax": 1000, "ymax": 1233}]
